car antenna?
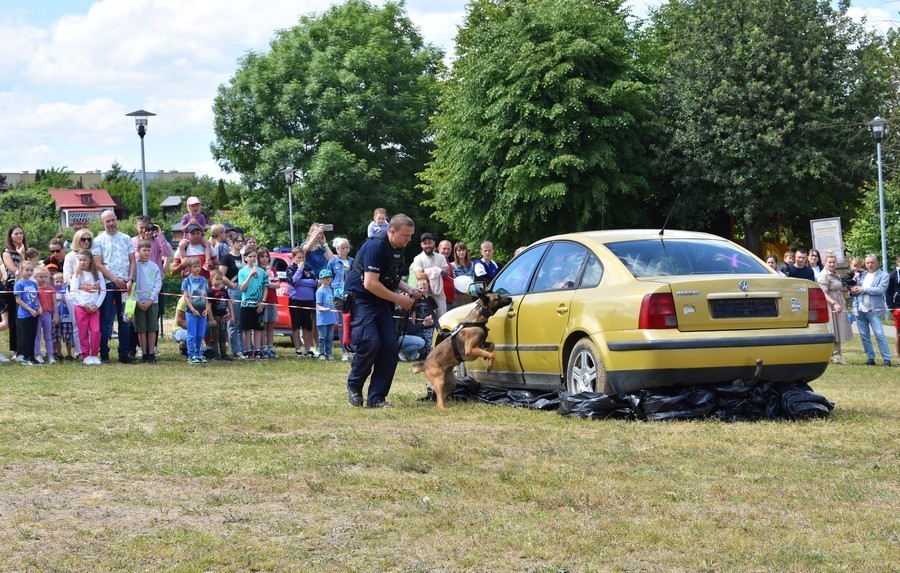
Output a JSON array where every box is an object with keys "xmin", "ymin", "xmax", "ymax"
[{"xmin": 659, "ymin": 193, "xmax": 681, "ymax": 237}]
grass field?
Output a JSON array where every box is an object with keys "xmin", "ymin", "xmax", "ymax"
[{"xmin": 0, "ymin": 332, "xmax": 896, "ymax": 572}]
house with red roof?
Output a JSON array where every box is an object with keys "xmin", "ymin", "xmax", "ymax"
[{"xmin": 48, "ymin": 188, "xmax": 118, "ymax": 228}]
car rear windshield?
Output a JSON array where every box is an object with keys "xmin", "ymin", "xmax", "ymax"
[{"xmin": 605, "ymin": 239, "xmax": 770, "ymax": 277}]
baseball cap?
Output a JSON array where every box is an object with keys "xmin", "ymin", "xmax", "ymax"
[
  {"xmin": 319, "ymin": 269, "xmax": 333, "ymax": 279},
  {"xmin": 420, "ymin": 232, "xmax": 434, "ymax": 241},
  {"xmin": 186, "ymin": 196, "xmax": 201, "ymax": 206},
  {"xmin": 187, "ymin": 224, "xmax": 203, "ymax": 233}
]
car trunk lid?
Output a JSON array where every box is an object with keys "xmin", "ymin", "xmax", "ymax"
[{"xmin": 645, "ymin": 276, "xmax": 814, "ymax": 331}]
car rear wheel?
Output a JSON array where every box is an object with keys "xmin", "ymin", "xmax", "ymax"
[{"xmin": 566, "ymin": 338, "xmax": 611, "ymax": 394}]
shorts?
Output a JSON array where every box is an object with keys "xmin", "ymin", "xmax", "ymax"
[
  {"xmin": 262, "ymin": 301, "xmax": 279, "ymax": 323},
  {"xmin": 133, "ymin": 303, "xmax": 159, "ymax": 333},
  {"xmin": 289, "ymin": 299, "xmax": 314, "ymax": 331},
  {"xmin": 240, "ymin": 305, "xmax": 265, "ymax": 331},
  {"xmin": 893, "ymin": 308, "xmax": 900, "ymax": 330},
  {"xmin": 53, "ymin": 321, "xmax": 73, "ymax": 343}
]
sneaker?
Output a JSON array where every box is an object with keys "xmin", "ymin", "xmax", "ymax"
[
  {"xmin": 221, "ymin": 354, "xmax": 234, "ymax": 362},
  {"xmin": 341, "ymin": 354, "xmax": 350, "ymax": 362},
  {"xmin": 318, "ymin": 354, "xmax": 326, "ymax": 361},
  {"xmin": 188, "ymin": 357, "xmax": 198, "ymax": 365},
  {"xmin": 367, "ymin": 400, "xmax": 394, "ymax": 409},
  {"xmin": 295, "ymin": 349, "xmax": 305, "ymax": 358},
  {"xmin": 348, "ymin": 388, "xmax": 364, "ymax": 407},
  {"xmin": 305, "ymin": 349, "xmax": 315, "ymax": 358},
  {"xmin": 153, "ymin": 346, "xmax": 160, "ymax": 356},
  {"xmin": 0, "ymin": 354, "xmax": 10, "ymax": 364},
  {"xmin": 268, "ymin": 349, "xmax": 278, "ymax": 358},
  {"xmin": 326, "ymin": 355, "xmax": 335, "ymax": 362},
  {"xmin": 65, "ymin": 356, "xmax": 75, "ymax": 362},
  {"xmin": 866, "ymin": 359, "xmax": 876, "ymax": 366},
  {"xmin": 34, "ymin": 355, "xmax": 44, "ymax": 365},
  {"xmin": 235, "ymin": 352, "xmax": 248, "ymax": 360},
  {"xmin": 398, "ymin": 353, "xmax": 408, "ymax": 362},
  {"xmin": 199, "ymin": 356, "xmax": 209, "ymax": 364},
  {"xmin": 11, "ymin": 354, "xmax": 23, "ymax": 363},
  {"xmin": 885, "ymin": 361, "xmax": 893, "ymax": 367},
  {"xmin": 48, "ymin": 357, "xmax": 56, "ymax": 364},
  {"xmin": 310, "ymin": 348, "xmax": 320, "ymax": 358},
  {"xmin": 20, "ymin": 360, "xmax": 35, "ymax": 366},
  {"xmin": 90, "ymin": 356, "xmax": 102, "ymax": 365},
  {"xmin": 256, "ymin": 351, "xmax": 268, "ymax": 360}
]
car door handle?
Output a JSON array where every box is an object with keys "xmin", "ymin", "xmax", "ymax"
[
  {"xmin": 557, "ymin": 304, "xmax": 568, "ymax": 316},
  {"xmin": 506, "ymin": 309, "xmax": 516, "ymax": 318}
]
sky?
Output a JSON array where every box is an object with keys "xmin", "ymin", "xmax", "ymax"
[{"xmin": 1, "ymin": 0, "xmax": 897, "ymax": 182}]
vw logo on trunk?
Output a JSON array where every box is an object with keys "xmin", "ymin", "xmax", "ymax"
[{"xmin": 738, "ymin": 280, "xmax": 750, "ymax": 292}]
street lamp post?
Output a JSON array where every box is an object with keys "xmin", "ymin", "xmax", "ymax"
[
  {"xmin": 280, "ymin": 167, "xmax": 297, "ymax": 247},
  {"xmin": 126, "ymin": 110, "xmax": 156, "ymax": 217},
  {"xmin": 867, "ymin": 117, "xmax": 889, "ymax": 268}
]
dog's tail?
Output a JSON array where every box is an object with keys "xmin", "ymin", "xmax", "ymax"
[{"xmin": 411, "ymin": 361, "xmax": 426, "ymax": 373}]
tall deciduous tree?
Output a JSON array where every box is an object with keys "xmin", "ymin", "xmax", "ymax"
[
  {"xmin": 420, "ymin": 0, "xmax": 654, "ymax": 252},
  {"xmin": 647, "ymin": 0, "xmax": 888, "ymax": 253},
  {"xmin": 211, "ymin": 0, "xmax": 444, "ymax": 245}
]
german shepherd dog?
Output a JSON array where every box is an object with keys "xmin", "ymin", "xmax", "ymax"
[{"xmin": 412, "ymin": 291, "xmax": 513, "ymax": 409}]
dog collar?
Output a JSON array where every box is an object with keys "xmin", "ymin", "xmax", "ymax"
[{"xmin": 475, "ymin": 304, "xmax": 493, "ymax": 318}]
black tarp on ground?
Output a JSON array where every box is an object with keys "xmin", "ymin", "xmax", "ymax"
[{"xmin": 421, "ymin": 378, "xmax": 834, "ymax": 421}]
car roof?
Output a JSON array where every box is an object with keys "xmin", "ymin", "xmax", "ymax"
[{"xmin": 535, "ymin": 229, "xmax": 727, "ymax": 246}]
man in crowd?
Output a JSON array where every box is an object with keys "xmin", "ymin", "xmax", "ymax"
[
  {"xmin": 412, "ymin": 232, "xmax": 451, "ymax": 317},
  {"xmin": 344, "ymin": 214, "xmax": 421, "ymax": 408},
  {"xmin": 92, "ymin": 209, "xmax": 136, "ymax": 363},
  {"xmin": 787, "ymin": 247, "xmax": 816, "ymax": 281},
  {"xmin": 438, "ymin": 239, "xmax": 456, "ymax": 310},
  {"xmin": 850, "ymin": 254, "xmax": 892, "ymax": 366},
  {"xmin": 171, "ymin": 224, "xmax": 218, "ymax": 279},
  {"xmin": 885, "ymin": 254, "xmax": 900, "ymax": 361}
]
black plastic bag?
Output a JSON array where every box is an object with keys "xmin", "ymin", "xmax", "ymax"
[
  {"xmin": 778, "ymin": 383, "xmax": 834, "ymax": 419},
  {"xmin": 557, "ymin": 391, "xmax": 637, "ymax": 420}
]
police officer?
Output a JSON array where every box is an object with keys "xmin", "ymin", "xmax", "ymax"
[{"xmin": 345, "ymin": 214, "xmax": 421, "ymax": 407}]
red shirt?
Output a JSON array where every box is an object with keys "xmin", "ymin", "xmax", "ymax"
[{"xmin": 37, "ymin": 285, "xmax": 56, "ymax": 314}]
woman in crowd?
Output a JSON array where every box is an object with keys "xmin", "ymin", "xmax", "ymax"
[
  {"xmin": 817, "ymin": 251, "xmax": 852, "ymax": 364},
  {"xmin": 63, "ymin": 229, "xmax": 95, "ymax": 358},
  {"xmin": 808, "ymin": 249, "xmax": 824, "ymax": 279},
  {"xmin": 327, "ymin": 237, "xmax": 353, "ymax": 361},
  {"xmin": 219, "ymin": 233, "xmax": 246, "ymax": 358},
  {"xmin": 451, "ymin": 240, "xmax": 475, "ymax": 306},
  {"xmin": 3, "ymin": 225, "xmax": 28, "ymax": 359}
]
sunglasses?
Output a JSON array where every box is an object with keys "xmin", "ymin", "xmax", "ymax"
[
  {"xmin": 80, "ymin": 237, "xmax": 92, "ymax": 242},
  {"xmin": 50, "ymin": 248, "xmax": 62, "ymax": 253}
]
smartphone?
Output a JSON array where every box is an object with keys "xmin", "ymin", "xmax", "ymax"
[{"xmin": 321, "ymin": 224, "xmax": 334, "ymax": 232}]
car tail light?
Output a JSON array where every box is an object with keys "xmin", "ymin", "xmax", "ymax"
[
  {"xmin": 639, "ymin": 293, "xmax": 678, "ymax": 329},
  {"xmin": 808, "ymin": 286, "xmax": 829, "ymax": 323}
]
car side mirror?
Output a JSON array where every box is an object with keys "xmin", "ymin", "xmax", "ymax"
[{"xmin": 468, "ymin": 282, "xmax": 486, "ymax": 296}]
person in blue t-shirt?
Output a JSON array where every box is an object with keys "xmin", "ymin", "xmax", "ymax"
[
  {"xmin": 316, "ymin": 269, "xmax": 337, "ymax": 361},
  {"xmin": 14, "ymin": 261, "xmax": 41, "ymax": 365}
]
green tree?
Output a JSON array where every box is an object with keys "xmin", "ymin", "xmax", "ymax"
[
  {"xmin": 420, "ymin": 0, "xmax": 654, "ymax": 252},
  {"xmin": 647, "ymin": 0, "xmax": 888, "ymax": 253},
  {"xmin": 102, "ymin": 162, "xmax": 142, "ymax": 219},
  {"xmin": 0, "ymin": 187, "xmax": 64, "ymax": 253},
  {"xmin": 214, "ymin": 179, "xmax": 229, "ymax": 211},
  {"xmin": 211, "ymin": 0, "xmax": 444, "ymax": 246},
  {"xmin": 845, "ymin": 178, "xmax": 900, "ymax": 261}
]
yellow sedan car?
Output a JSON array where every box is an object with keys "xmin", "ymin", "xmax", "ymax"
[{"xmin": 440, "ymin": 230, "xmax": 834, "ymax": 395}]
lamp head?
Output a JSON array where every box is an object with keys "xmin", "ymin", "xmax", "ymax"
[{"xmin": 867, "ymin": 116, "xmax": 888, "ymax": 143}]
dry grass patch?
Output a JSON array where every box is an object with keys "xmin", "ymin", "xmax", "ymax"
[{"xmin": 0, "ymin": 335, "xmax": 896, "ymax": 572}]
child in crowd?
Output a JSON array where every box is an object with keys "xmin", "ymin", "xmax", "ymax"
[
  {"xmin": 286, "ymin": 247, "xmax": 318, "ymax": 358},
  {"xmin": 177, "ymin": 196, "xmax": 213, "ymax": 266},
  {"xmin": 182, "ymin": 256, "xmax": 210, "ymax": 364},
  {"xmin": 33, "ymin": 267, "xmax": 58, "ymax": 364},
  {"xmin": 316, "ymin": 269, "xmax": 336, "ymax": 361},
  {"xmin": 0, "ymin": 292, "xmax": 8, "ymax": 363},
  {"xmin": 473, "ymin": 241, "xmax": 499, "ymax": 282},
  {"xmin": 238, "ymin": 249, "xmax": 268, "ymax": 360},
  {"xmin": 777, "ymin": 251, "xmax": 794, "ymax": 276},
  {"xmin": 258, "ymin": 247, "xmax": 281, "ymax": 358},
  {"xmin": 52, "ymin": 272, "xmax": 74, "ymax": 361},
  {"xmin": 367, "ymin": 207, "xmax": 389, "ymax": 238},
  {"xmin": 207, "ymin": 269, "xmax": 234, "ymax": 361},
  {"xmin": 134, "ymin": 239, "xmax": 162, "ymax": 364},
  {"xmin": 24, "ymin": 247, "xmax": 41, "ymax": 269},
  {"xmin": 14, "ymin": 261, "xmax": 41, "ymax": 366},
  {"xmin": 69, "ymin": 250, "xmax": 106, "ymax": 365}
]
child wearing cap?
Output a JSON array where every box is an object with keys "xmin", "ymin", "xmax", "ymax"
[
  {"xmin": 315, "ymin": 268, "xmax": 336, "ymax": 361},
  {"xmin": 177, "ymin": 197, "xmax": 213, "ymax": 267}
]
